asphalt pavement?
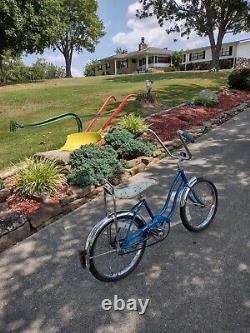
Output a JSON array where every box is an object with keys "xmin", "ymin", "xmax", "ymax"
[{"xmin": 0, "ymin": 110, "xmax": 249, "ymax": 333}]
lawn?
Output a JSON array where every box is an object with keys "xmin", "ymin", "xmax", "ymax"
[{"xmin": 0, "ymin": 70, "xmax": 230, "ymax": 170}]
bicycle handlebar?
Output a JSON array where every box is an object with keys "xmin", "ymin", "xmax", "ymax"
[{"xmin": 133, "ymin": 128, "xmax": 194, "ymax": 161}]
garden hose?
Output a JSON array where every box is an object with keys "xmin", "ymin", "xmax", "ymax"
[{"xmin": 10, "ymin": 113, "xmax": 83, "ymax": 133}]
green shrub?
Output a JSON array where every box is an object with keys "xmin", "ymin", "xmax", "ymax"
[
  {"xmin": 0, "ymin": 179, "xmax": 4, "ymax": 190},
  {"xmin": 119, "ymin": 113, "xmax": 147, "ymax": 134},
  {"xmin": 104, "ymin": 128, "xmax": 156, "ymax": 160},
  {"xmin": 13, "ymin": 158, "xmax": 65, "ymax": 197},
  {"xmin": 228, "ymin": 69, "xmax": 250, "ymax": 90},
  {"xmin": 67, "ymin": 144, "xmax": 124, "ymax": 187},
  {"xmin": 193, "ymin": 89, "xmax": 218, "ymax": 107},
  {"xmin": 194, "ymin": 95, "xmax": 218, "ymax": 107}
]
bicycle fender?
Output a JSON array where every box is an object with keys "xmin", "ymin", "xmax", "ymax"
[
  {"xmin": 179, "ymin": 177, "xmax": 198, "ymax": 207},
  {"xmin": 84, "ymin": 211, "xmax": 138, "ymax": 269}
]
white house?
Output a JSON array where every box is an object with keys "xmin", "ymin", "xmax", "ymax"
[
  {"xmin": 95, "ymin": 37, "xmax": 250, "ymax": 75},
  {"xmin": 183, "ymin": 38, "xmax": 250, "ymax": 70}
]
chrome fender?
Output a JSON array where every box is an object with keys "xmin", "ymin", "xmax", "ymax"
[
  {"xmin": 84, "ymin": 210, "xmax": 139, "ymax": 269},
  {"xmin": 179, "ymin": 177, "xmax": 198, "ymax": 207}
]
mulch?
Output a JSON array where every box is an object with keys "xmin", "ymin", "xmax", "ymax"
[{"xmin": 146, "ymin": 90, "xmax": 250, "ymax": 141}]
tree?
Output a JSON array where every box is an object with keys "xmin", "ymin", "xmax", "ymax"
[
  {"xmin": 84, "ymin": 59, "xmax": 100, "ymax": 76},
  {"xmin": 0, "ymin": 0, "xmax": 63, "ymax": 82},
  {"xmin": 137, "ymin": 0, "xmax": 250, "ymax": 70},
  {"xmin": 0, "ymin": 0, "xmax": 61, "ymax": 59},
  {"xmin": 171, "ymin": 50, "xmax": 184, "ymax": 70},
  {"xmin": 53, "ymin": 0, "xmax": 105, "ymax": 77},
  {"xmin": 115, "ymin": 48, "xmax": 128, "ymax": 54}
]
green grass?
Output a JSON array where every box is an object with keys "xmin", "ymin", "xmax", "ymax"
[{"xmin": 0, "ymin": 71, "xmax": 230, "ymax": 170}]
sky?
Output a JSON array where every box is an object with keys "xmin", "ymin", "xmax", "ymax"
[{"xmin": 22, "ymin": 0, "xmax": 250, "ymax": 77}]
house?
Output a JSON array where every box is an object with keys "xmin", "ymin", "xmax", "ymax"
[
  {"xmin": 183, "ymin": 38, "xmax": 250, "ymax": 70},
  {"xmin": 95, "ymin": 37, "xmax": 250, "ymax": 75},
  {"xmin": 95, "ymin": 37, "xmax": 173, "ymax": 75}
]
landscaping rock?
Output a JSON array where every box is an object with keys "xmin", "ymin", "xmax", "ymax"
[
  {"xmin": 178, "ymin": 113, "xmax": 193, "ymax": 122},
  {"xmin": 0, "ymin": 211, "xmax": 30, "ymax": 252},
  {"xmin": 34, "ymin": 150, "xmax": 70, "ymax": 165},
  {"xmin": 126, "ymin": 158, "xmax": 141, "ymax": 169},
  {"xmin": 69, "ymin": 185, "xmax": 94, "ymax": 198},
  {"xmin": 62, "ymin": 198, "xmax": 88, "ymax": 215},
  {"xmin": 141, "ymin": 156, "xmax": 153, "ymax": 165},
  {"xmin": 28, "ymin": 203, "xmax": 62, "ymax": 229},
  {"xmin": 172, "ymin": 139, "xmax": 182, "ymax": 149},
  {"xmin": 0, "ymin": 189, "xmax": 10, "ymax": 203}
]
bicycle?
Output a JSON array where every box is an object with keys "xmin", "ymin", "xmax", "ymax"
[{"xmin": 79, "ymin": 129, "xmax": 218, "ymax": 282}]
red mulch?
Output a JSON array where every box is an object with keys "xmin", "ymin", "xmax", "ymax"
[
  {"xmin": 6, "ymin": 182, "xmax": 69, "ymax": 215},
  {"xmin": 146, "ymin": 90, "xmax": 250, "ymax": 141}
]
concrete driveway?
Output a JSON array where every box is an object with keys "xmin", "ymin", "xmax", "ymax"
[{"xmin": 0, "ymin": 110, "xmax": 249, "ymax": 333}]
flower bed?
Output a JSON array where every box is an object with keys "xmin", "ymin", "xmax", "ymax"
[{"xmin": 147, "ymin": 89, "xmax": 250, "ymax": 141}]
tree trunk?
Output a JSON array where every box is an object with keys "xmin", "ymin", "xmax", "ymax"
[
  {"xmin": 0, "ymin": 56, "xmax": 4, "ymax": 83},
  {"xmin": 210, "ymin": 47, "xmax": 221, "ymax": 71},
  {"xmin": 208, "ymin": 29, "xmax": 225, "ymax": 71},
  {"xmin": 64, "ymin": 51, "xmax": 72, "ymax": 78}
]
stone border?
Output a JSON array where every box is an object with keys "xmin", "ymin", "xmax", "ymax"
[{"xmin": 0, "ymin": 100, "xmax": 249, "ymax": 253}]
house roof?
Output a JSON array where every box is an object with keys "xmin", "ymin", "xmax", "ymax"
[
  {"xmin": 99, "ymin": 37, "xmax": 250, "ymax": 62},
  {"xmin": 99, "ymin": 47, "xmax": 173, "ymax": 62}
]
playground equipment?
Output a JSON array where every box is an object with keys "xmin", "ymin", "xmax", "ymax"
[{"xmin": 10, "ymin": 94, "xmax": 137, "ymax": 151}]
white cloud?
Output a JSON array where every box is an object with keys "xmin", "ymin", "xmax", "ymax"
[{"xmin": 112, "ymin": 1, "xmax": 209, "ymax": 51}]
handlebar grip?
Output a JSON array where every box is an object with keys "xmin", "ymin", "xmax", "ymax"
[
  {"xmin": 133, "ymin": 131, "xmax": 144, "ymax": 139},
  {"xmin": 179, "ymin": 130, "xmax": 195, "ymax": 144}
]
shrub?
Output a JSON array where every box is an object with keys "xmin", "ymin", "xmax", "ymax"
[
  {"xmin": 104, "ymin": 128, "xmax": 156, "ymax": 160},
  {"xmin": 171, "ymin": 50, "xmax": 184, "ymax": 70},
  {"xmin": 0, "ymin": 179, "xmax": 4, "ymax": 190},
  {"xmin": 193, "ymin": 89, "xmax": 218, "ymax": 107},
  {"xmin": 13, "ymin": 158, "xmax": 65, "ymax": 197},
  {"xmin": 67, "ymin": 144, "xmax": 124, "ymax": 187},
  {"xmin": 228, "ymin": 69, "xmax": 250, "ymax": 90},
  {"xmin": 119, "ymin": 113, "xmax": 147, "ymax": 134}
]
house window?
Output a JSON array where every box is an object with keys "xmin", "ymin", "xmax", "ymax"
[
  {"xmin": 190, "ymin": 51, "xmax": 206, "ymax": 61},
  {"xmin": 106, "ymin": 63, "xmax": 110, "ymax": 69},
  {"xmin": 183, "ymin": 54, "xmax": 186, "ymax": 63},
  {"xmin": 139, "ymin": 58, "xmax": 146, "ymax": 66},
  {"xmin": 98, "ymin": 64, "xmax": 103, "ymax": 70},
  {"xmin": 132, "ymin": 59, "xmax": 137, "ymax": 63},
  {"xmin": 157, "ymin": 56, "xmax": 171, "ymax": 63},
  {"xmin": 118, "ymin": 60, "xmax": 128, "ymax": 69},
  {"xmin": 220, "ymin": 46, "xmax": 233, "ymax": 57},
  {"xmin": 148, "ymin": 56, "xmax": 154, "ymax": 64}
]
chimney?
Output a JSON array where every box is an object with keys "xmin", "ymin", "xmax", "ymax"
[{"xmin": 139, "ymin": 37, "xmax": 148, "ymax": 51}]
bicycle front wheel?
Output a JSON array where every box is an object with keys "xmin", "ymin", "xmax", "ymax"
[
  {"xmin": 88, "ymin": 212, "xmax": 146, "ymax": 282},
  {"xmin": 180, "ymin": 178, "xmax": 218, "ymax": 232}
]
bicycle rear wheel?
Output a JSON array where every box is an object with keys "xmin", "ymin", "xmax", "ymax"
[
  {"xmin": 180, "ymin": 178, "xmax": 218, "ymax": 232},
  {"xmin": 88, "ymin": 212, "xmax": 146, "ymax": 282}
]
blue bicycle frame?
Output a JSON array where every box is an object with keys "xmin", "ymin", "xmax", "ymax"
[{"xmin": 121, "ymin": 169, "xmax": 191, "ymax": 250}]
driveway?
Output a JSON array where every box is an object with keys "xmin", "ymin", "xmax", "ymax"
[{"xmin": 0, "ymin": 110, "xmax": 249, "ymax": 333}]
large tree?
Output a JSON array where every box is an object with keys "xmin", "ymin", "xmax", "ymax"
[
  {"xmin": 0, "ymin": 0, "xmax": 60, "ymax": 56},
  {"xmin": 53, "ymin": 0, "xmax": 105, "ymax": 77},
  {"xmin": 137, "ymin": 0, "xmax": 250, "ymax": 70},
  {"xmin": 0, "ymin": 0, "xmax": 61, "ymax": 79}
]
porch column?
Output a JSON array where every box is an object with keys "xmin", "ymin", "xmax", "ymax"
[
  {"xmin": 146, "ymin": 55, "xmax": 149, "ymax": 69},
  {"xmin": 114, "ymin": 60, "xmax": 117, "ymax": 75}
]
